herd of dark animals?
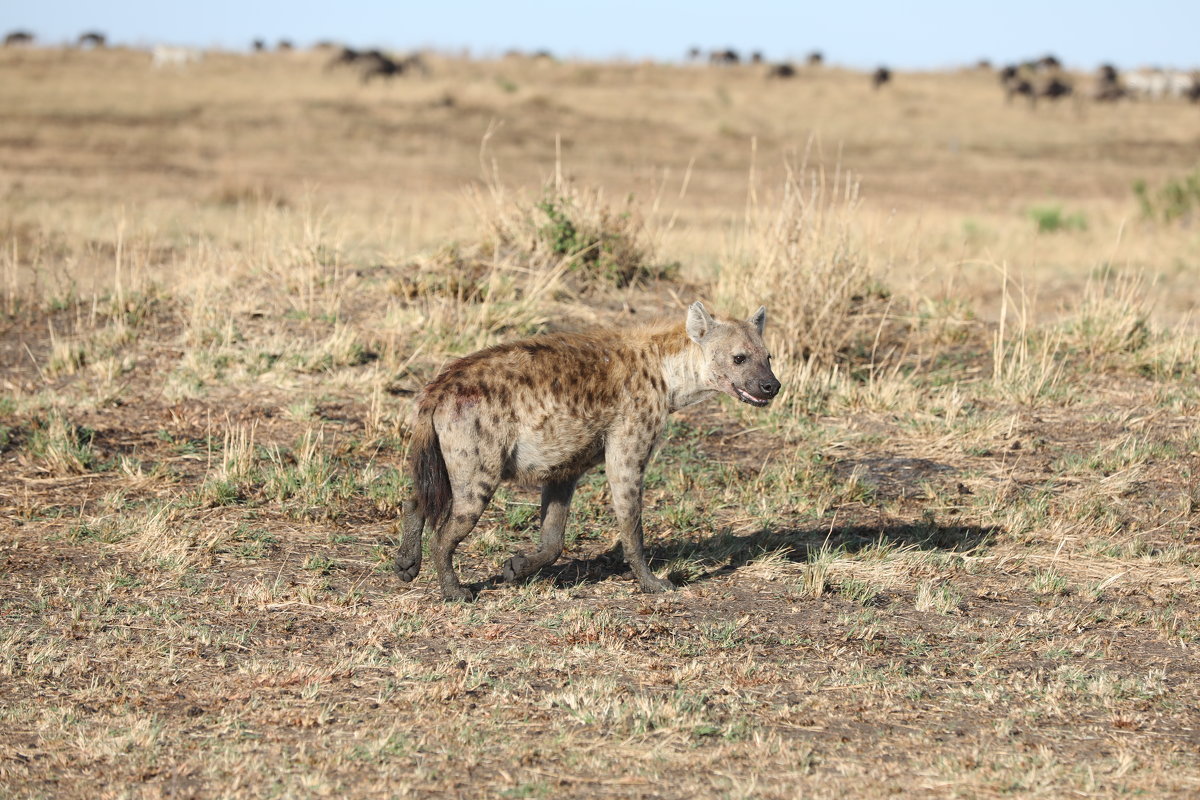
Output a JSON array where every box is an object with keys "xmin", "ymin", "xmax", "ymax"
[
  {"xmin": 326, "ymin": 46, "xmax": 428, "ymax": 83},
  {"xmin": 4, "ymin": 30, "xmax": 1200, "ymax": 103},
  {"xmin": 693, "ymin": 46, "xmax": 1200, "ymax": 102}
]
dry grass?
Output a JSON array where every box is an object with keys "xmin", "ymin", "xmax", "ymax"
[{"xmin": 3, "ymin": 47, "xmax": 1200, "ymax": 798}]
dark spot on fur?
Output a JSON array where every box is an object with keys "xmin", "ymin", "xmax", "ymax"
[{"xmin": 456, "ymin": 384, "xmax": 483, "ymax": 403}]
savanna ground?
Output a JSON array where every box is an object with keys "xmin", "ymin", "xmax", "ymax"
[{"xmin": 2, "ymin": 46, "xmax": 1200, "ymax": 798}]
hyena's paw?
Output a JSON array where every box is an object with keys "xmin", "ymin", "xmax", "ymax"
[
  {"xmin": 440, "ymin": 584, "xmax": 475, "ymax": 602},
  {"xmin": 637, "ymin": 574, "xmax": 677, "ymax": 594},
  {"xmin": 501, "ymin": 553, "xmax": 532, "ymax": 583},
  {"xmin": 393, "ymin": 554, "xmax": 421, "ymax": 582}
]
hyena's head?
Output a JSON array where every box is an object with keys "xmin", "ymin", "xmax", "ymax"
[{"xmin": 686, "ymin": 301, "xmax": 781, "ymax": 407}]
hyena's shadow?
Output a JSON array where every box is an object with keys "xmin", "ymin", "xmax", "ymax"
[{"xmin": 514, "ymin": 519, "xmax": 998, "ymax": 591}]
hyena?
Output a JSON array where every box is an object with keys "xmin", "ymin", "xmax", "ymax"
[{"xmin": 396, "ymin": 302, "xmax": 780, "ymax": 600}]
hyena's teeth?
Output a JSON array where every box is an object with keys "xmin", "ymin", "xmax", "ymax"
[{"xmin": 736, "ymin": 387, "xmax": 769, "ymax": 406}]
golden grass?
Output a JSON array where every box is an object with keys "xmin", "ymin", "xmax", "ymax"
[{"xmin": 3, "ymin": 47, "xmax": 1200, "ymax": 799}]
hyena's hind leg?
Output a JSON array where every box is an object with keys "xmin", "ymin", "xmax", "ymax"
[
  {"xmin": 502, "ymin": 478, "xmax": 577, "ymax": 584},
  {"xmin": 430, "ymin": 422, "xmax": 503, "ymax": 601},
  {"xmin": 431, "ymin": 486, "xmax": 495, "ymax": 601},
  {"xmin": 393, "ymin": 499, "xmax": 425, "ymax": 582}
]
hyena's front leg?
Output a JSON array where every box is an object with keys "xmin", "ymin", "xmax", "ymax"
[
  {"xmin": 606, "ymin": 440, "xmax": 674, "ymax": 594},
  {"xmin": 503, "ymin": 478, "xmax": 577, "ymax": 583}
]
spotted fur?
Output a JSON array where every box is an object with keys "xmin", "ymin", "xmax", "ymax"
[{"xmin": 396, "ymin": 302, "xmax": 780, "ymax": 600}]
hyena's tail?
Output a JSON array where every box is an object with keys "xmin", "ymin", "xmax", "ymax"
[{"xmin": 408, "ymin": 410, "xmax": 452, "ymax": 530}]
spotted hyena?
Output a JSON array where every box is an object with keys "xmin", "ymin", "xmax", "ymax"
[{"xmin": 395, "ymin": 302, "xmax": 781, "ymax": 600}]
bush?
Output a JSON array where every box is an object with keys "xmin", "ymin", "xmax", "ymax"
[
  {"xmin": 535, "ymin": 195, "xmax": 677, "ymax": 288},
  {"xmin": 396, "ymin": 184, "xmax": 676, "ymax": 304},
  {"xmin": 1028, "ymin": 205, "xmax": 1087, "ymax": 234},
  {"xmin": 394, "ymin": 180, "xmax": 678, "ymax": 355},
  {"xmin": 1133, "ymin": 170, "xmax": 1200, "ymax": 223}
]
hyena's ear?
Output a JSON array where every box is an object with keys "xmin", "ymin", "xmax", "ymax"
[
  {"xmin": 686, "ymin": 301, "xmax": 716, "ymax": 344},
  {"xmin": 748, "ymin": 306, "xmax": 767, "ymax": 336}
]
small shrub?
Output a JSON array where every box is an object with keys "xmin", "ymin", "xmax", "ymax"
[
  {"xmin": 395, "ymin": 182, "xmax": 675, "ymax": 354},
  {"xmin": 1134, "ymin": 170, "xmax": 1200, "ymax": 223},
  {"xmin": 914, "ymin": 580, "xmax": 962, "ymax": 614},
  {"xmin": 27, "ymin": 413, "xmax": 99, "ymax": 475},
  {"xmin": 1029, "ymin": 205, "xmax": 1087, "ymax": 233},
  {"xmin": 1058, "ymin": 271, "xmax": 1151, "ymax": 366},
  {"xmin": 534, "ymin": 195, "xmax": 677, "ymax": 288},
  {"xmin": 1030, "ymin": 568, "xmax": 1069, "ymax": 596},
  {"xmin": 838, "ymin": 577, "xmax": 881, "ymax": 607},
  {"xmin": 210, "ymin": 180, "xmax": 288, "ymax": 209},
  {"xmin": 390, "ymin": 243, "xmax": 494, "ymax": 302}
]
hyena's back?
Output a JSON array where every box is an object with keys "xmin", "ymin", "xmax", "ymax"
[{"xmin": 420, "ymin": 332, "xmax": 659, "ymax": 485}]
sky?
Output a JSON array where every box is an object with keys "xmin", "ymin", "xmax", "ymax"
[{"xmin": 7, "ymin": 1, "xmax": 1200, "ymax": 71}]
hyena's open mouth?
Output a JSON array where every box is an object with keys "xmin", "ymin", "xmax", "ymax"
[{"xmin": 734, "ymin": 385, "xmax": 771, "ymax": 407}]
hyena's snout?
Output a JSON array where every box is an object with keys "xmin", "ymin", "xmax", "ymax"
[{"xmin": 735, "ymin": 370, "xmax": 781, "ymax": 407}]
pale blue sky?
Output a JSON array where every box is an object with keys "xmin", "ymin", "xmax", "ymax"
[{"xmin": 7, "ymin": 1, "xmax": 1199, "ymax": 70}]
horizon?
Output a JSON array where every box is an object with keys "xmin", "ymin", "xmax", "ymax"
[{"xmin": 7, "ymin": 1, "xmax": 1200, "ymax": 72}]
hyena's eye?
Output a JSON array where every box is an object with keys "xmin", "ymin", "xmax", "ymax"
[{"xmin": 733, "ymin": 354, "xmax": 747, "ymax": 365}]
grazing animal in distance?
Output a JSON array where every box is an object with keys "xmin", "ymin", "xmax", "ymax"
[
  {"xmin": 872, "ymin": 66, "xmax": 891, "ymax": 89},
  {"xmin": 1093, "ymin": 64, "xmax": 1126, "ymax": 102},
  {"xmin": 396, "ymin": 302, "xmax": 781, "ymax": 601},
  {"xmin": 767, "ymin": 62, "xmax": 796, "ymax": 79},
  {"xmin": 1125, "ymin": 68, "xmax": 1194, "ymax": 100},
  {"xmin": 326, "ymin": 46, "xmax": 362, "ymax": 70},
  {"xmin": 152, "ymin": 45, "xmax": 202, "ymax": 69},
  {"xmin": 360, "ymin": 53, "xmax": 402, "ymax": 82},
  {"xmin": 77, "ymin": 31, "xmax": 106, "ymax": 48},
  {"xmin": 4, "ymin": 30, "xmax": 34, "ymax": 46},
  {"xmin": 1038, "ymin": 75, "xmax": 1073, "ymax": 101},
  {"xmin": 1006, "ymin": 77, "xmax": 1036, "ymax": 105},
  {"xmin": 1036, "ymin": 54, "xmax": 1062, "ymax": 71},
  {"xmin": 710, "ymin": 48, "xmax": 740, "ymax": 66},
  {"xmin": 354, "ymin": 50, "xmax": 427, "ymax": 82}
]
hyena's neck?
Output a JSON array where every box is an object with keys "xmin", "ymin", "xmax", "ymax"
[{"xmin": 650, "ymin": 325, "xmax": 715, "ymax": 412}]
